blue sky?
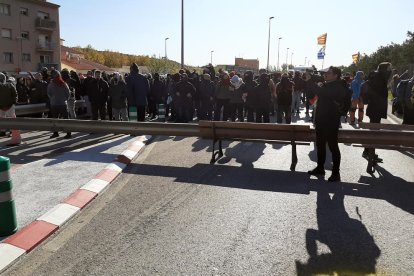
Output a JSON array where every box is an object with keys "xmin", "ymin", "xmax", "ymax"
[{"xmin": 53, "ymin": 0, "xmax": 413, "ymax": 69}]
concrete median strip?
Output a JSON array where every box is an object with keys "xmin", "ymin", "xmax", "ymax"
[{"xmin": 0, "ymin": 135, "xmax": 151, "ymax": 273}]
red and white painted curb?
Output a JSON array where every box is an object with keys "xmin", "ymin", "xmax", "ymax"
[{"xmin": 0, "ymin": 135, "xmax": 150, "ymax": 273}]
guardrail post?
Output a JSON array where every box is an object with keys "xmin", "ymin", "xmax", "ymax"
[
  {"xmin": 158, "ymin": 104, "xmax": 166, "ymax": 122},
  {"xmin": 129, "ymin": 106, "xmax": 137, "ymax": 121},
  {"xmin": 0, "ymin": 156, "xmax": 17, "ymax": 236}
]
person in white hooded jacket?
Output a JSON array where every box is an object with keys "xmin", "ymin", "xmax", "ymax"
[{"xmin": 229, "ymin": 75, "xmax": 245, "ymax": 122}]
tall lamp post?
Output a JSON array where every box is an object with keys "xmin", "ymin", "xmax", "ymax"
[
  {"xmin": 277, "ymin": 37, "xmax": 282, "ymax": 71},
  {"xmin": 181, "ymin": 0, "xmax": 184, "ymax": 68},
  {"xmin": 305, "ymin": 57, "xmax": 307, "ymax": 66},
  {"xmin": 291, "ymin": 52, "xmax": 294, "ymax": 68},
  {"xmin": 285, "ymin": 47, "xmax": 289, "ymax": 72},
  {"xmin": 210, "ymin": 50, "xmax": 214, "ymax": 65},
  {"xmin": 164, "ymin": 37, "xmax": 169, "ymax": 59},
  {"xmin": 266, "ymin": 16, "xmax": 274, "ymax": 72}
]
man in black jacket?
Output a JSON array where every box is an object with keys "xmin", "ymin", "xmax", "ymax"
[
  {"xmin": 87, "ymin": 70, "xmax": 109, "ymax": 120},
  {"xmin": 305, "ymin": 66, "xmax": 349, "ymax": 182}
]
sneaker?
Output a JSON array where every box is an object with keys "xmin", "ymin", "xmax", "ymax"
[
  {"xmin": 328, "ymin": 173, "xmax": 341, "ymax": 182},
  {"xmin": 49, "ymin": 133, "xmax": 59, "ymax": 139},
  {"xmin": 308, "ymin": 167, "xmax": 325, "ymax": 176},
  {"xmin": 0, "ymin": 131, "xmax": 6, "ymax": 137},
  {"xmin": 63, "ymin": 133, "xmax": 72, "ymax": 139}
]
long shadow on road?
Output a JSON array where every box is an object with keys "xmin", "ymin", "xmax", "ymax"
[
  {"xmin": 125, "ymin": 162, "xmax": 414, "ymax": 215},
  {"xmin": 296, "ymin": 187, "xmax": 381, "ymax": 275}
]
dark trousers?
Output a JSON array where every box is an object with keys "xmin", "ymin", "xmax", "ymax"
[
  {"xmin": 315, "ymin": 128, "xmax": 340, "ymax": 173},
  {"xmin": 277, "ymin": 104, "xmax": 292, "ymax": 124},
  {"xmin": 199, "ymin": 99, "xmax": 213, "ymax": 120},
  {"xmin": 256, "ymin": 105, "xmax": 270, "ymax": 123},
  {"xmin": 91, "ymin": 103, "xmax": 106, "ymax": 120},
  {"xmin": 214, "ymin": 99, "xmax": 230, "ymax": 121},
  {"xmin": 137, "ymin": 105, "xmax": 146, "ymax": 122},
  {"xmin": 230, "ymin": 102, "xmax": 244, "ymax": 122},
  {"xmin": 245, "ymin": 104, "xmax": 255, "ymax": 122},
  {"xmin": 50, "ymin": 105, "xmax": 71, "ymax": 136}
]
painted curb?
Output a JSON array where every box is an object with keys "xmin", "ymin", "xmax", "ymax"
[{"xmin": 0, "ymin": 135, "xmax": 150, "ymax": 273}]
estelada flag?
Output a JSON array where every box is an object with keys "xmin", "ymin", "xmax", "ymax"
[
  {"xmin": 317, "ymin": 33, "xmax": 327, "ymax": 45},
  {"xmin": 352, "ymin": 52, "xmax": 360, "ymax": 64}
]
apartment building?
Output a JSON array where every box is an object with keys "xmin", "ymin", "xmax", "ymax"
[{"xmin": 0, "ymin": 0, "xmax": 60, "ymax": 75}]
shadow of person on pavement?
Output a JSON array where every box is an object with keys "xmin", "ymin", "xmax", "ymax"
[
  {"xmin": 296, "ymin": 187, "xmax": 381, "ymax": 276},
  {"xmin": 219, "ymin": 142, "xmax": 266, "ymax": 168},
  {"xmin": 359, "ymin": 165, "xmax": 414, "ymax": 215}
]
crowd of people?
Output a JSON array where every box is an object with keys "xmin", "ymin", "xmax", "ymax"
[{"xmin": 1, "ymin": 61, "xmax": 413, "ymax": 181}]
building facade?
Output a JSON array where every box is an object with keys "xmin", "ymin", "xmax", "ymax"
[{"xmin": 0, "ymin": 0, "xmax": 60, "ymax": 75}]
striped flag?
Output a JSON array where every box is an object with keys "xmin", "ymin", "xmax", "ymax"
[
  {"xmin": 352, "ymin": 52, "xmax": 360, "ymax": 64},
  {"xmin": 317, "ymin": 33, "xmax": 327, "ymax": 45}
]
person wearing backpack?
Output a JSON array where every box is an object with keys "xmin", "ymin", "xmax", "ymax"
[{"xmin": 304, "ymin": 66, "xmax": 349, "ymax": 182}]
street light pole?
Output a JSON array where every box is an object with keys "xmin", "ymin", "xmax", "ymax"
[
  {"xmin": 181, "ymin": 0, "xmax": 184, "ymax": 68},
  {"xmin": 305, "ymin": 57, "xmax": 307, "ymax": 66},
  {"xmin": 165, "ymin": 37, "xmax": 169, "ymax": 59},
  {"xmin": 277, "ymin": 37, "xmax": 282, "ymax": 71},
  {"xmin": 291, "ymin": 52, "xmax": 294, "ymax": 67},
  {"xmin": 210, "ymin": 50, "xmax": 214, "ymax": 65},
  {"xmin": 285, "ymin": 47, "xmax": 289, "ymax": 72},
  {"xmin": 266, "ymin": 16, "xmax": 274, "ymax": 72}
]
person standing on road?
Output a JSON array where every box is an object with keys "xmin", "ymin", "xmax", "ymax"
[
  {"xmin": 108, "ymin": 73, "xmax": 128, "ymax": 121},
  {"xmin": 363, "ymin": 62, "xmax": 393, "ymax": 161},
  {"xmin": 276, "ymin": 73, "xmax": 294, "ymax": 124},
  {"xmin": 241, "ymin": 71, "xmax": 257, "ymax": 122},
  {"xmin": 47, "ymin": 70, "xmax": 71, "ymax": 139},
  {"xmin": 292, "ymin": 71, "xmax": 305, "ymax": 115},
  {"xmin": 255, "ymin": 73, "xmax": 272, "ymax": 123},
  {"xmin": 174, "ymin": 73, "xmax": 196, "ymax": 123},
  {"xmin": 88, "ymin": 70, "xmax": 109, "ymax": 121},
  {"xmin": 198, "ymin": 73, "xmax": 215, "ymax": 120},
  {"xmin": 214, "ymin": 72, "xmax": 232, "ymax": 121},
  {"xmin": 349, "ymin": 71, "xmax": 365, "ymax": 125},
  {"xmin": 0, "ymin": 72, "xmax": 21, "ymax": 145},
  {"xmin": 126, "ymin": 63, "xmax": 150, "ymax": 122},
  {"xmin": 305, "ymin": 66, "xmax": 349, "ymax": 182},
  {"xmin": 229, "ymin": 75, "xmax": 245, "ymax": 122}
]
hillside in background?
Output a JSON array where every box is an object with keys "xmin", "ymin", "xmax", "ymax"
[{"xmin": 71, "ymin": 45, "xmax": 182, "ymax": 74}]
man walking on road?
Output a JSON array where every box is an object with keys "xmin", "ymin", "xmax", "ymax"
[{"xmin": 127, "ymin": 63, "xmax": 150, "ymax": 122}]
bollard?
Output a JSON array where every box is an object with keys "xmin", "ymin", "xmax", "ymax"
[
  {"xmin": 0, "ymin": 156, "xmax": 17, "ymax": 236},
  {"xmin": 158, "ymin": 104, "xmax": 166, "ymax": 122},
  {"xmin": 129, "ymin": 106, "xmax": 137, "ymax": 121}
]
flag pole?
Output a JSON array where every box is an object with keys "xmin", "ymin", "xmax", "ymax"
[{"xmin": 322, "ymin": 34, "xmax": 327, "ymax": 69}]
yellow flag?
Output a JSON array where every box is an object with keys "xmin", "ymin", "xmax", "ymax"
[
  {"xmin": 352, "ymin": 52, "xmax": 360, "ymax": 64},
  {"xmin": 317, "ymin": 33, "xmax": 327, "ymax": 45}
]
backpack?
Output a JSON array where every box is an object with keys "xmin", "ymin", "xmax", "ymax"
[{"xmin": 397, "ymin": 80, "xmax": 409, "ymax": 99}]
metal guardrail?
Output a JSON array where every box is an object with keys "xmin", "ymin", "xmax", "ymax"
[
  {"xmin": 15, "ymin": 104, "xmax": 48, "ymax": 116},
  {"xmin": 2, "ymin": 118, "xmax": 414, "ymax": 148},
  {"xmin": 15, "ymin": 101, "xmax": 86, "ymax": 116},
  {"xmin": 0, "ymin": 118, "xmax": 199, "ymax": 137}
]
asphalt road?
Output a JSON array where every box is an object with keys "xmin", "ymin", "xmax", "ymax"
[{"xmin": 3, "ymin": 115, "xmax": 414, "ymax": 275}]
